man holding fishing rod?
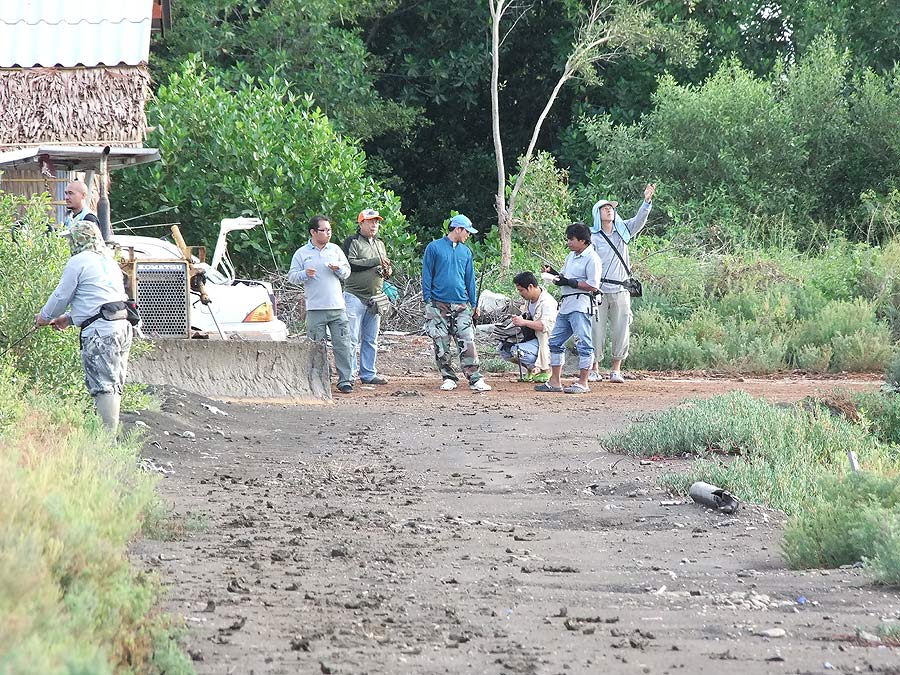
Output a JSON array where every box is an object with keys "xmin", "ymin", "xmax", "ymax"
[{"xmin": 35, "ymin": 220, "xmax": 135, "ymax": 433}]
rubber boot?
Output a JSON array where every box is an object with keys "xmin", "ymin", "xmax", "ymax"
[{"xmin": 94, "ymin": 393, "xmax": 121, "ymax": 434}]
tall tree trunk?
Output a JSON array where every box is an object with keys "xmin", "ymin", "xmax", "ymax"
[{"xmin": 497, "ymin": 203, "xmax": 512, "ymax": 272}]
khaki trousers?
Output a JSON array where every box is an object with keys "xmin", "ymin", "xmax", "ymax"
[{"xmin": 591, "ymin": 291, "xmax": 632, "ymax": 364}]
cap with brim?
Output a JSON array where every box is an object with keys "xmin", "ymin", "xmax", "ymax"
[
  {"xmin": 358, "ymin": 209, "xmax": 384, "ymax": 223},
  {"xmin": 448, "ymin": 214, "xmax": 477, "ymax": 234}
]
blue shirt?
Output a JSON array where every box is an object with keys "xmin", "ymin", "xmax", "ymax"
[
  {"xmin": 288, "ymin": 241, "xmax": 351, "ymax": 311},
  {"xmin": 421, "ymin": 236, "xmax": 477, "ymax": 305}
]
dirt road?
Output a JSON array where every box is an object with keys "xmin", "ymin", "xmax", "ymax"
[{"xmin": 130, "ymin": 370, "xmax": 899, "ymax": 675}]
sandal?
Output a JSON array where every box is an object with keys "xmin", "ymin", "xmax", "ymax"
[
  {"xmin": 534, "ymin": 383, "xmax": 563, "ymax": 393},
  {"xmin": 563, "ymin": 382, "xmax": 590, "ymax": 394},
  {"xmin": 519, "ymin": 372, "xmax": 551, "ymax": 383}
]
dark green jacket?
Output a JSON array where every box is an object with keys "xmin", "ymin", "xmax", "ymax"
[{"xmin": 343, "ymin": 234, "xmax": 388, "ymax": 301}]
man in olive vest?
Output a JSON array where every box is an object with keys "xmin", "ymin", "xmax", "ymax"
[{"xmin": 342, "ymin": 209, "xmax": 392, "ymax": 385}]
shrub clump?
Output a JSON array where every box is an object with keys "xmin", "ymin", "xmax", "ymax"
[
  {"xmin": 604, "ymin": 391, "xmax": 896, "ymax": 515},
  {"xmin": 783, "ymin": 473, "xmax": 900, "ymax": 585}
]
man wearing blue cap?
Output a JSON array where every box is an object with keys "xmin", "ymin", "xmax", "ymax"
[
  {"xmin": 421, "ymin": 214, "xmax": 491, "ymax": 392},
  {"xmin": 589, "ymin": 183, "xmax": 655, "ymax": 383}
]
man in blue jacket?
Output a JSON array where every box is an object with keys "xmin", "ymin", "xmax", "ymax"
[{"xmin": 421, "ymin": 214, "xmax": 491, "ymax": 392}]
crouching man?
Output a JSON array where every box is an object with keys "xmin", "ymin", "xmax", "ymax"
[
  {"xmin": 498, "ymin": 271, "xmax": 558, "ymax": 382},
  {"xmin": 535, "ymin": 222, "xmax": 601, "ymax": 395}
]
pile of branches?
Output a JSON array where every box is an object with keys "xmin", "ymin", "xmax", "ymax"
[
  {"xmin": 267, "ymin": 271, "xmax": 425, "ymax": 334},
  {"xmin": 379, "ymin": 273, "xmax": 423, "ymax": 332},
  {"xmin": 267, "ymin": 271, "xmax": 306, "ymax": 334}
]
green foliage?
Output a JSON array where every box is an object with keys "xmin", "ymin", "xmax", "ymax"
[
  {"xmin": 851, "ymin": 390, "xmax": 900, "ymax": 446},
  {"xmin": 604, "ymin": 391, "xmax": 897, "ymax": 515},
  {"xmin": 0, "ymin": 379, "xmax": 192, "ymax": 674},
  {"xmin": 509, "ymin": 151, "xmax": 573, "ymax": 258},
  {"xmin": 0, "ymin": 192, "xmax": 86, "ymax": 401},
  {"xmin": 782, "ymin": 473, "xmax": 900, "ymax": 584},
  {"xmin": 790, "ymin": 0, "xmax": 900, "ymax": 74},
  {"xmin": 112, "ymin": 59, "xmax": 417, "ymax": 273},
  {"xmin": 887, "ymin": 353, "xmax": 900, "ymax": 392},
  {"xmin": 619, "ymin": 236, "xmax": 898, "ymax": 373},
  {"xmin": 152, "ymin": 0, "xmax": 420, "ymax": 143},
  {"xmin": 606, "ymin": 390, "xmax": 900, "ymax": 581},
  {"xmin": 481, "ymin": 357, "xmax": 516, "ymax": 374},
  {"xmin": 574, "ymin": 34, "xmax": 900, "ymax": 247}
]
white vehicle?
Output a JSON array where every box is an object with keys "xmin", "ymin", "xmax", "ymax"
[{"xmin": 112, "ymin": 218, "xmax": 288, "ymax": 341}]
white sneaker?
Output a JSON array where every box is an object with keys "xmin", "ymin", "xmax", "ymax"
[
  {"xmin": 470, "ymin": 378, "xmax": 492, "ymax": 392},
  {"xmin": 440, "ymin": 379, "xmax": 458, "ymax": 391},
  {"xmin": 587, "ymin": 371, "xmax": 602, "ymax": 382},
  {"xmin": 609, "ymin": 371, "xmax": 625, "ymax": 383}
]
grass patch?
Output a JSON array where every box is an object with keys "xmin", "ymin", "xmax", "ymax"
[
  {"xmin": 0, "ymin": 377, "xmax": 193, "ymax": 673},
  {"xmin": 782, "ymin": 473, "xmax": 900, "ymax": 584},
  {"xmin": 604, "ymin": 390, "xmax": 900, "ymax": 583},
  {"xmin": 143, "ymin": 505, "xmax": 209, "ymax": 541},
  {"xmin": 481, "ymin": 357, "xmax": 516, "ymax": 373}
]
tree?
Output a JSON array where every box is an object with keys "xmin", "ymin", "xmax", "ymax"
[
  {"xmin": 489, "ymin": 0, "xmax": 700, "ymax": 271},
  {"xmin": 151, "ymin": 0, "xmax": 421, "ymax": 143},
  {"xmin": 112, "ymin": 59, "xmax": 417, "ymax": 272}
]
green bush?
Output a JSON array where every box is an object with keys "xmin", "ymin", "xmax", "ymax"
[
  {"xmin": 830, "ymin": 327, "xmax": 894, "ymax": 372},
  {"xmin": 852, "ymin": 390, "xmax": 900, "ymax": 444},
  {"xmin": 112, "ymin": 57, "xmax": 417, "ymax": 274},
  {"xmin": 886, "ymin": 352, "xmax": 900, "ymax": 391},
  {"xmin": 783, "ymin": 473, "xmax": 900, "ymax": 584},
  {"xmin": 574, "ymin": 33, "xmax": 900, "ymax": 246},
  {"xmin": 0, "ymin": 192, "xmax": 85, "ymax": 401}
]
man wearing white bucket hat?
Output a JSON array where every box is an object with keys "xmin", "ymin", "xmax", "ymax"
[{"xmin": 589, "ymin": 183, "xmax": 655, "ymax": 383}]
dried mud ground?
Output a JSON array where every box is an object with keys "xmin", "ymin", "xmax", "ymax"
[{"xmin": 128, "ymin": 336, "xmax": 900, "ymax": 675}]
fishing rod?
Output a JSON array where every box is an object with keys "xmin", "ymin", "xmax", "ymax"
[
  {"xmin": 0, "ymin": 325, "xmax": 40, "ymax": 359},
  {"xmin": 474, "ymin": 254, "xmax": 489, "ymax": 325}
]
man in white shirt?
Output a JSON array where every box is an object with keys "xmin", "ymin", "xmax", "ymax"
[
  {"xmin": 288, "ymin": 215, "xmax": 354, "ymax": 393},
  {"xmin": 36, "ymin": 220, "xmax": 132, "ymax": 432},
  {"xmin": 498, "ymin": 271, "xmax": 558, "ymax": 382},
  {"xmin": 535, "ymin": 222, "xmax": 601, "ymax": 395}
]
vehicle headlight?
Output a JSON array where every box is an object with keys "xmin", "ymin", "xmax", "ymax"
[{"xmin": 243, "ymin": 302, "xmax": 274, "ymax": 322}]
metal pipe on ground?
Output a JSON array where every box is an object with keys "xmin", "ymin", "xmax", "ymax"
[{"xmin": 689, "ymin": 481, "xmax": 739, "ymax": 514}]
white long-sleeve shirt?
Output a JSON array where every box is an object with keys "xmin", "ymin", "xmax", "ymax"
[
  {"xmin": 288, "ymin": 241, "xmax": 351, "ymax": 311},
  {"xmin": 40, "ymin": 250, "xmax": 127, "ymax": 336}
]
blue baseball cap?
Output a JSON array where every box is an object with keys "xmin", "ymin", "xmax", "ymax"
[{"xmin": 448, "ymin": 214, "xmax": 477, "ymax": 234}]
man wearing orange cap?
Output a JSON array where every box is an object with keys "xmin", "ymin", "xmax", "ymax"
[{"xmin": 342, "ymin": 208, "xmax": 392, "ymax": 384}]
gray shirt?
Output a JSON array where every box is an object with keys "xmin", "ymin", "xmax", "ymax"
[
  {"xmin": 558, "ymin": 244, "xmax": 602, "ymax": 315},
  {"xmin": 591, "ymin": 200, "xmax": 651, "ymax": 294},
  {"xmin": 40, "ymin": 250, "xmax": 128, "ymax": 336},
  {"xmin": 288, "ymin": 241, "xmax": 351, "ymax": 311}
]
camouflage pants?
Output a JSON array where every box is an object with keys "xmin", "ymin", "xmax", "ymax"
[
  {"xmin": 81, "ymin": 323, "xmax": 133, "ymax": 396},
  {"xmin": 424, "ymin": 302, "xmax": 483, "ymax": 384}
]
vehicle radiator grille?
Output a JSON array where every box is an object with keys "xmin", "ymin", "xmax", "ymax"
[{"xmin": 134, "ymin": 261, "xmax": 190, "ymax": 338}]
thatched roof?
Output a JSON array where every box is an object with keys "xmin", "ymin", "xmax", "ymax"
[{"xmin": 0, "ymin": 65, "xmax": 151, "ymax": 150}]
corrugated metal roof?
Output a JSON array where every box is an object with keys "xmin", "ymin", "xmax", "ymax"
[{"xmin": 0, "ymin": 0, "xmax": 153, "ymax": 68}]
